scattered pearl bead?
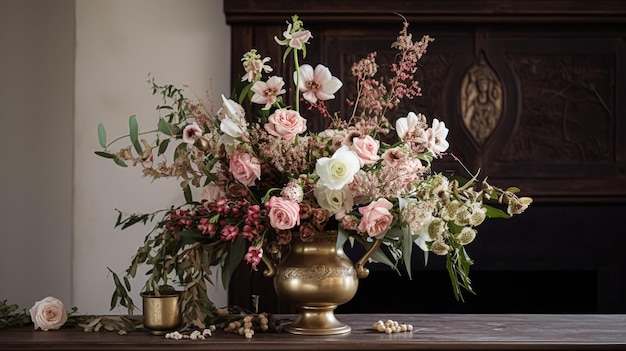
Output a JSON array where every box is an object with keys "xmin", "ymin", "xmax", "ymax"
[{"xmin": 372, "ymin": 319, "xmax": 413, "ymax": 334}]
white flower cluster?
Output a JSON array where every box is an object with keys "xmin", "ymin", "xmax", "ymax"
[
  {"xmin": 372, "ymin": 319, "xmax": 414, "ymax": 334},
  {"xmin": 164, "ymin": 326, "xmax": 215, "ymax": 340}
]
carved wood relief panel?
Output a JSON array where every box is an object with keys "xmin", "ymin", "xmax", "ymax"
[{"xmin": 460, "ymin": 52, "xmax": 503, "ymax": 146}]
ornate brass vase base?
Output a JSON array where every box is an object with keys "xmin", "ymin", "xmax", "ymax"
[{"xmin": 285, "ymin": 306, "xmax": 350, "ymax": 335}]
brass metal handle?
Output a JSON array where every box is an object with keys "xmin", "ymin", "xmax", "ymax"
[
  {"xmin": 354, "ymin": 238, "xmax": 382, "ymax": 279},
  {"xmin": 261, "ymin": 253, "xmax": 276, "ymax": 278}
]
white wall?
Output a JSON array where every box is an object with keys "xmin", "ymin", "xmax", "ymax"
[
  {"xmin": 74, "ymin": 0, "xmax": 230, "ymax": 314},
  {"xmin": 0, "ymin": 0, "xmax": 230, "ymax": 315},
  {"xmin": 0, "ymin": 0, "xmax": 74, "ymax": 310}
]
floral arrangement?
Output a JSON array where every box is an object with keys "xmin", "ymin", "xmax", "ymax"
[{"xmin": 96, "ymin": 15, "xmax": 531, "ymax": 328}]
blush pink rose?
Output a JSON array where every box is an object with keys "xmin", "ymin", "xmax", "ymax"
[
  {"xmin": 229, "ymin": 152, "xmax": 261, "ymax": 187},
  {"xmin": 29, "ymin": 296, "xmax": 68, "ymax": 331},
  {"xmin": 352, "ymin": 135, "xmax": 380, "ymax": 166},
  {"xmin": 264, "ymin": 108, "xmax": 307, "ymax": 141},
  {"xmin": 357, "ymin": 198, "xmax": 394, "ymax": 239},
  {"xmin": 267, "ymin": 196, "xmax": 300, "ymax": 230}
]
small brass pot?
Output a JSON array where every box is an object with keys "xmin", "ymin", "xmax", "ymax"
[{"xmin": 141, "ymin": 290, "xmax": 182, "ymax": 335}]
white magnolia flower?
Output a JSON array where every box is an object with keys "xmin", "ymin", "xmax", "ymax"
[
  {"xmin": 314, "ymin": 184, "xmax": 354, "ymax": 216},
  {"xmin": 315, "ymin": 146, "xmax": 361, "ymax": 190},
  {"xmin": 295, "ymin": 64, "xmax": 343, "ymax": 103},
  {"xmin": 251, "ymin": 76, "xmax": 286, "ymax": 110},
  {"xmin": 425, "ymin": 118, "xmax": 450, "ymax": 155},
  {"xmin": 414, "ymin": 230, "xmax": 433, "ymax": 252},
  {"xmin": 218, "ymin": 95, "xmax": 248, "ymax": 144},
  {"xmin": 396, "ymin": 112, "xmax": 422, "ymax": 141},
  {"xmin": 274, "ymin": 23, "xmax": 312, "ymax": 50}
]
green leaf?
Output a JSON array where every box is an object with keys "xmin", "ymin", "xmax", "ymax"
[
  {"xmin": 157, "ymin": 138, "xmax": 170, "ymax": 156},
  {"xmin": 238, "ymin": 82, "xmax": 254, "ymax": 105},
  {"xmin": 157, "ymin": 118, "xmax": 173, "ymax": 136},
  {"xmin": 97, "ymin": 123, "xmax": 107, "ymax": 148},
  {"xmin": 221, "ymin": 237, "xmax": 247, "ymax": 289},
  {"xmin": 113, "ymin": 157, "xmax": 128, "ymax": 168},
  {"xmin": 282, "ymin": 47, "xmax": 292, "ymax": 63},
  {"xmin": 174, "ymin": 142, "xmax": 187, "ymax": 160},
  {"xmin": 178, "ymin": 230, "xmax": 215, "ymax": 245},
  {"xmin": 401, "ymin": 226, "xmax": 413, "ymax": 279},
  {"xmin": 446, "ymin": 254, "xmax": 461, "ymax": 301},
  {"xmin": 110, "ymin": 291, "xmax": 119, "ymax": 310},
  {"xmin": 128, "ymin": 115, "xmax": 142, "ymax": 154},
  {"xmin": 95, "ymin": 151, "xmax": 116, "ymax": 159},
  {"xmin": 183, "ymin": 184, "xmax": 193, "ymax": 204},
  {"xmin": 484, "ymin": 204, "xmax": 511, "ymax": 219},
  {"xmin": 369, "ymin": 247, "xmax": 397, "ymax": 271},
  {"xmin": 336, "ymin": 227, "xmax": 350, "ymax": 251}
]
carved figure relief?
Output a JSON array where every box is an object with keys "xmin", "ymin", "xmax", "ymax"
[{"xmin": 460, "ymin": 53, "xmax": 503, "ymax": 145}]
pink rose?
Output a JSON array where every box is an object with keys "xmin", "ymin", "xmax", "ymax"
[
  {"xmin": 357, "ymin": 198, "xmax": 394, "ymax": 238},
  {"xmin": 267, "ymin": 196, "xmax": 300, "ymax": 230},
  {"xmin": 29, "ymin": 296, "xmax": 68, "ymax": 331},
  {"xmin": 264, "ymin": 108, "xmax": 307, "ymax": 141},
  {"xmin": 229, "ymin": 151, "xmax": 261, "ymax": 187},
  {"xmin": 352, "ymin": 135, "xmax": 380, "ymax": 166}
]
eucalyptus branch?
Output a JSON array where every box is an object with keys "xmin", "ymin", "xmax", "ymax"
[{"xmin": 103, "ymin": 129, "xmax": 159, "ymax": 150}]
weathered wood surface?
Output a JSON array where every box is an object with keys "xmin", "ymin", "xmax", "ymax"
[{"xmin": 1, "ymin": 314, "xmax": 625, "ymax": 350}]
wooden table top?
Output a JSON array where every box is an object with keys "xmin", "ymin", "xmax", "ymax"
[{"xmin": 1, "ymin": 314, "xmax": 626, "ymax": 351}]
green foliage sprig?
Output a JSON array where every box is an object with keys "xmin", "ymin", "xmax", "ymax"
[{"xmin": 0, "ymin": 300, "xmax": 30, "ymax": 329}]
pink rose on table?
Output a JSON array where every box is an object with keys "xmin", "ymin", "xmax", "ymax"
[
  {"xmin": 229, "ymin": 151, "xmax": 261, "ymax": 187},
  {"xmin": 351, "ymin": 135, "xmax": 380, "ymax": 166},
  {"xmin": 267, "ymin": 196, "xmax": 300, "ymax": 230},
  {"xmin": 29, "ymin": 296, "xmax": 68, "ymax": 331},
  {"xmin": 264, "ymin": 108, "xmax": 307, "ymax": 141},
  {"xmin": 357, "ymin": 198, "xmax": 394, "ymax": 239}
]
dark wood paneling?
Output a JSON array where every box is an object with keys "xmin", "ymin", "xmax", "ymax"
[{"xmin": 224, "ymin": 0, "xmax": 626, "ymax": 314}]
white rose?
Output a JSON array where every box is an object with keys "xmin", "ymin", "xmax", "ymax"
[
  {"xmin": 314, "ymin": 184, "xmax": 354, "ymax": 216},
  {"xmin": 29, "ymin": 296, "xmax": 68, "ymax": 331},
  {"xmin": 315, "ymin": 146, "xmax": 361, "ymax": 190}
]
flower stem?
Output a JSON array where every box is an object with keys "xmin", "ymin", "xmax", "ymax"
[
  {"xmin": 105, "ymin": 129, "xmax": 159, "ymax": 149},
  {"xmin": 294, "ymin": 51, "xmax": 300, "ymax": 113}
]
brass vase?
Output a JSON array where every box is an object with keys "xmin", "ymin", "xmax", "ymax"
[
  {"xmin": 262, "ymin": 230, "xmax": 380, "ymax": 335},
  {"xmin": 141, "ymin": 290, "xmax": 182, "ymax": 335}
]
